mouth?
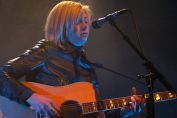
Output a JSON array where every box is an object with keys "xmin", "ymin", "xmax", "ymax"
[{"xmin": 80, "ymin": 32, "xmax": 88, "ymax": 37}]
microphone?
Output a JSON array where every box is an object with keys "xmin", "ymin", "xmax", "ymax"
[{"xmin": 92, "ymin": 9, "xmax": 128, "ymax": 29}]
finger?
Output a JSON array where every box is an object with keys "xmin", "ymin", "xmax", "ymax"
[
  {"xmin": 48, "ymin": 101, "xmax": 60, "ymax": 115},
  {"xmin": 131, "ymin": 86, "xmax": 137, "ymax": 95},
  {"xmin": 129, "ymin": 101, "xmax": 136, "ymax": 112},
  {"xmin": 50, "ymin": 101, "xmax": 60, "ymax": 112},
  {"xmin": 140, "ymin": 97, "xmax": 146, "ymax": 104},
  {"xmin": 39, "ymin": 105, "xmax": 51, "ymax": 117},
  {"xmin": 39, "ymin": 109, "xmax": 46, "ymax": 117},
  {"xmin": 43, "ymin": 112, "xmax": 49, "ymax": 118},
  {"xmin": 129, "ymin": 102, "xmax": 134, "ymax": 109},
  {"xmin": 131, "ymin": 96, "xmax": 136, "ymax": 102},
  {"xmin": 132, "ymin": 94, "xmax": 143, "ymax": 104},
  {"xmin": 45, "ymin": 104, "xmax": 60, "ymax": 117},
  {"xmin": 50, "ymin": 107, "xmax": 60, "ymax": 117}
]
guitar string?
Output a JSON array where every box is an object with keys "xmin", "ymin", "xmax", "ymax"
[
  {"xmin": 54, "ymin": 92, "xmax": 176, "ymax": 111},
  {"xmin": 59, "ymin": 98, "xmax": 132, "ymax": 110},
  {"xmin": 60, "ymin": 98, "xmax": 131, "ymax": 107},
  {"xmin": 59, "ymin": 94, "xmax": 156, "ymax": 109},
  {"xmin": 60, "ymin": 91, "xmax": 176, "ymax": 108}
]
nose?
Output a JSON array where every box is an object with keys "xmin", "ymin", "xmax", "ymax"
[{"xmin": 81, "ymin": 22, "xmax": 88, "ymax": 31}]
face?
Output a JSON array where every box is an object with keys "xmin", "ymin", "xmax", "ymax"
[{"xmin": 67, "ymin": 11, "xmax": 91, "ymax": 47}]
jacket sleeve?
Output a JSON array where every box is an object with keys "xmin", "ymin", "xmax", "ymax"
[{"xmin": 0, "ymin": 39, "xmax": 46, "ymax": 105}]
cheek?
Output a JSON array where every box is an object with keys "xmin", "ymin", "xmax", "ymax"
[{"xmin": 73, "ymin": 25, "xmax": 80, "ymax": 36}]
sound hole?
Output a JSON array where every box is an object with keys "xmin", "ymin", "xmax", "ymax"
[{"xmin": 60, "ymin": 100, "xmax": 82, "ymax": 118}]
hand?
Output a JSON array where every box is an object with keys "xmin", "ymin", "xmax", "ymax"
[
  {"xmin": 129, "ymin": 87, "xmax": 146, "ymax": 112},
  {"xmin": 120, "ymin": 87, "xmax": 146, "ymax": 118},
  {"xmin": 26, "ymin": 93, "xmax": 60, "ymax": 118}
]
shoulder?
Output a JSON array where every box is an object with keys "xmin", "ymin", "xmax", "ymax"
[
  {"xmin": 21, "ymin": 39, "xmax": 49, "ymax": 56},
  {"xmin": 26, "ymin": 39, "xmax": 58, "ymax": 53}
]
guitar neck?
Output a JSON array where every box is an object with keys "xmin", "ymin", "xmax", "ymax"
[{"xmin": 82, "ymin": 91, "xmax": 177, "ymax": 114}]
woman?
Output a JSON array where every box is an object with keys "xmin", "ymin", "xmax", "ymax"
[{"xmin": 0, "ymin": 1, "xmax": 146, "ymax": 118}]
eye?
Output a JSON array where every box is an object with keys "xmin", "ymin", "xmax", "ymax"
[
  {"xmin": 75, "ymin": 18, "xmax": 81, "ymax": 25},
  {"xmin": 79, "ymin": 18, "xmax": 83, "ymax": 23},
  {"xmin": 84, "ymin": 17, "xmax": 89, "ymax": 24},
  {"xmin": 75, "ymin": 17, "xmax": 89, "ymax": 25}
]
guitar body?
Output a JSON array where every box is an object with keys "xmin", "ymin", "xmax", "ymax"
[
  {"xmin": 23, "ymin": 82, "xmax": 98, "ymax": 118},
  {"xmin": 23, "ymin": 82, "xmax": 97, "ymax": 106}
]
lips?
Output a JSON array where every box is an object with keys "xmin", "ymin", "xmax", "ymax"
[{"xmin": 80, "ymin": 32, "xmax": 88, "ymax": 37}]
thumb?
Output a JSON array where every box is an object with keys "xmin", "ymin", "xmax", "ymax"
[{"xmin": 131, "ymin": 86, "xmax": 137, "ymax": 95}]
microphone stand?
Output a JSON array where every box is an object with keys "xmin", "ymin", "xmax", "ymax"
[{"xmin": 106, "ymin": 18, "xmax": 176, "ymax": 118}]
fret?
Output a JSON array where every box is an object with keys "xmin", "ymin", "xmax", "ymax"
[
  {"xmin": 103, "ymin": 100, "xmax": 109, "ymax": 110},
  {"xmin": 82, "ymin": 102, "xmax": 99, "ymax": 114},
  {"xmin": 114, "ymin": 99, "xmax": 121, "ymax": 108},
  {"xmin": 104, "ymin": 99, "xmax": 113, "ymax": 110},
  {"xmin": 122, "ymin": 98, "xmax": 128, "ymax": 106},
  {"xmin": 82, "ymin": 91, "xmax": 176, "ymax": 114},
  {"xmin": 109, "ymin": 100, "xmax": 115, "ymax": 108},
  {"xmin": 113, "ymin": 97, "xmax": 131, "ymax": 108},
  {"xmin": 144, "ymin": 91, "xmax": 176, "ymax": 102},
  {"xmin": 92, "ymin": 102, "xmax": 97, "ymax": 111}
]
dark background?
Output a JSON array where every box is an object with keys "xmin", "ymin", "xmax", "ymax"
[{"xmin": 0, "ymin": 0, "xmax": 177, "ymax": 118}]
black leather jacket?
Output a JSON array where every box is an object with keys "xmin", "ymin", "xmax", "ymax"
[{"xmin": 0, "ymin": 39, "xmax": 98, "ymax": 105}]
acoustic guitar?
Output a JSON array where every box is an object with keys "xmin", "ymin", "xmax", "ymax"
[{"xmin": 20, "ymin": 82, "xmax": 177, "ymax": 118}]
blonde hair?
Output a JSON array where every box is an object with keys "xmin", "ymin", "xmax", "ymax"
[{"xmin": 45, "ymin": 1, "xmax": 92, "ymax": 48}]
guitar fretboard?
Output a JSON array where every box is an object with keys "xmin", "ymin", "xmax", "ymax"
[{"xmin": 82, "ymin": 91, "xmax": 176, "ymax": 114}]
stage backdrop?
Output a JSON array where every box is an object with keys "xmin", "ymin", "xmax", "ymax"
[{"xmin": 0, "ymin": 0, "xmax": 177, "ymax": 118}]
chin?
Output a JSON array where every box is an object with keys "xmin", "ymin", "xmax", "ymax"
[{"xmin": 74, "ymin": 41, "xmax": 87, "ymax": 47}]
